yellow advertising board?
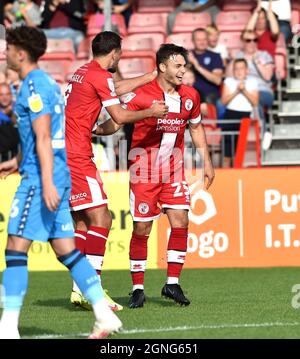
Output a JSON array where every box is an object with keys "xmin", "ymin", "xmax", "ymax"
[{"xmin": 0, "ymin": 172, "xmax": 157, "ymax": 271}]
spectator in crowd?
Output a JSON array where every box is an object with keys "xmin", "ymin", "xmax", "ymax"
[
  {"xmin": 4, "ymin": 0, "xmax": 41, "ymax": 27},
  {"xmin": 182, "ymin": 65, "xmax": 209, "ymax": 117},
  {"xmin": 91, "ymin": 0, "xmax": 133, "ymax": 32},
  {"xmin": 182, "ymin": 65, "xmax": 196, "ymax": 87},
  {"xmin": 221, "ymin": 59, "xmax": 259, "ymax": 167},
  {"xmin": 112, "ymin": 0, "xmax": 134, "ymax": 27},
  {"xmin": 0, "ymin": 82, "xmax": 16, "ymax": 124},
  {"xmin": 206, "ymin": 25, "xmax": 229, "ymax": 66},
  {"xmin": 245, "ymin": 0, "xmax": 280, "ymax": 59},
  {"xmin": 262, "ymin": 0, "xmax": 291, "ymax": 43},
  {"xmin": 188, "ymin": 28, "xmax": 224, "ymax": 107},
  {"xmin": 5, "ymin": 67, "xmax": 20, "ymax": 102},
  {"xmin": 0, "ymin": 82, "xmax": 19, "ymax": 162},
  {"xmin": 40, "ymin": 0, "xmax": 86, "ymax": 52},
  {"xmin": 233, "ymin": 30, "xmax": 274, "ymax": 123},
  {"xmin": 167, "ymin": 0, "xmax": 219, "ymax": 35}
]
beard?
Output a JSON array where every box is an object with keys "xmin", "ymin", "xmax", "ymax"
[{"xmin": 108, "ymin": 67, "xmax": 117, "ymax": 73}]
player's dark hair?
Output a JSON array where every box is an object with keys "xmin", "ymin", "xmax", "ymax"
[
  {"xmin": 156, "ymin": 44, "xmax": 188, "ymax": 70},
  {"xmin": 233, "ymin": 58, "xmax": 248, "ymax": 68},
  {"xmin": 6, "ymin": 26, "xmax": 47, "ymax": 63},
  {"xmin": 92, "ymin": 31, "xmax": 122, "ymax": 57}
]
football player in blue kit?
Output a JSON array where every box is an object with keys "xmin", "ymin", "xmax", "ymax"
[{"xmin": 0, "ymin": 26, "xmax": 122, "ymax": 339}]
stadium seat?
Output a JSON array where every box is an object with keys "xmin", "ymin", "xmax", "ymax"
[
  {"xmin": 222, "ymin": 0, "xmax": 253, "ymax": 11},
  {"xmin": 41, "ymin": 38, "xmax": 75, "ymax": 62},
  {"xmin": 218, "ymin": 32, "xmax": 243, "ymax": 57},
  {"xmin": 124, "ymin": 33, "xmax": 165, "ymax": 51},
  {"xmin": 166, "ymin": 33, "xmax": 193, "ymax": 50},
  {"xmin": 216, "ymin": 11, "xmax": 251, "ymax": 32},
  {"xmin": 87, "ymin": 13, "xmax": 127, "ymax": 38},
  {"xmin": 38, "ymin": 60, "xmax": 67, "ymax": 83},
  {"xmin": 128, "ymin": 13, "xmax": 167, "ymax": 35},
  {"xmin": 66, "ymin": 60, "xmax": 88, "ymax": 82},
  {"xmin": 76, "ymin": 38, "xmax": 92, "ymax": 60},
  {"xmin": 119, "ymin": 58, "xmax": 155, "ymax": 78},
  {"xmin": 172, "ymin": 12, "xmax": 211, "ymax": 34},
  {"xmin": 122, "ymin": 35, "xmax": 156, "ymax": 62},
  {"xmin": 137, "ymin": 0, "xmax": 175, "ymax": 13}
]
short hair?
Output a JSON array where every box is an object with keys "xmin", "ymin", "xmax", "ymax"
[
  {"xmin": 240, "ymin": 29, "xmax": 256, "ymax": 40},
  {"xmin": 92, "ymin": 31, "xmax": 122, "ymax": 57},
  {"xmin": 192, "ymin": 28, "xmax": 207, "ymax": 40},
  {"xmin": 233, "ymin": 58, "xmax": 248, "ymax": 68},
  {"xmin": 206, "ymin": 25, "xmax": 219, "ymax": 35},
  {"xmin": 6, "ymin": 26, "xmax": 47, "ymax": 63},
  {"xmin": 156, "ymin": 43, "xmax": 188, "ymax": 69}
]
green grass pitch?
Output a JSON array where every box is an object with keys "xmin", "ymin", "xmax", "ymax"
[{"xmin": 1, "ymin": 268, "xmax": 300, "ymax": 339}]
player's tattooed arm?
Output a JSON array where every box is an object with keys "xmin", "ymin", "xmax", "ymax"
[
  {"xmin": 189, "ymin": 122, "xmax": 215, "ymax": 190},
  {"xmin": 114, "ymin": 70, "xmax": 157, "ymax": 96},
  {"xmin": 93, "ymin": 118, "xmax": 123, "ymax": 136}
]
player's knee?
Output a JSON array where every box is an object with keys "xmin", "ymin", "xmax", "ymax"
[
  {"xmin": 133, "ymin": 221, "xmax": 152, "ymax": 236},
  {"xmin": 85, "ymin": 206, "xmax": 112, "ymax": 229}
]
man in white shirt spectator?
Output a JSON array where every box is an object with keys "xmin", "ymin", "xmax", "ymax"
[{"xmin": 206, "ymin": 25, "xmax": 229, "ymax": 66}]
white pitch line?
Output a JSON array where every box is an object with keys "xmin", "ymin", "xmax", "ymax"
[{"xmin": 26, "ymin": 321, "xmax": 300, "ymax": 339}]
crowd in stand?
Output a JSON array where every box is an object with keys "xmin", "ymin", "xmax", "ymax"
[{"xmin": 0, "ymin": 0, "xmax": 295, "ymax": 167}]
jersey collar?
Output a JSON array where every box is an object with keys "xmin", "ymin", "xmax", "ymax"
[{"xmin": 152, "ymin": 78, "xmax": 184, "ymax": 96}]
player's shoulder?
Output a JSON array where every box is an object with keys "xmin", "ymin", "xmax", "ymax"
[
  {"xmin": 85, "ymin": 60, "xmax": 111, "ymax": 78},
  {"xmin": 27, "ymin": 69, "xmax": 58, "ymax": 91},
  {"xmin": 179, "ymin": 84, "xmax": 200, "ymax": 100},
  {"xmin": 122, "ymin": 80, "xmax": 155, "ymax": 104}
]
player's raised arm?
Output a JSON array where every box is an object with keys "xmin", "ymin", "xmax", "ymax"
[
  {"xmin": 105, "ymin": 100, "xmax": 168, "ymax": 125},
  {"xmin": 114, "ymin": 70, "xmax": 157, "ymax": 96}
]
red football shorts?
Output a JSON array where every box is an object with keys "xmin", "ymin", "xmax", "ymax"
[
  {"xmin": 130, "ymin": 179, "xmax": 190, "ymax": 222},
  {"xmin": 68, "ymin": 156, "xmax": 108, "ymax": 211}
]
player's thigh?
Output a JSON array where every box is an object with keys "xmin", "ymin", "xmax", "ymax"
[
  {"xmin": 159, "ymin": 180, "xmax": 190, "ymax": 228},
  {"xmin": 130, "ymin": 181, "xmax": 162, "ymax": 222},
  {"xmin": 49, "ymin": 187, "xmax": 75, "ymax": 241},
  {"xmin": 8, "ymin": 185, "xmax": 57, "ymax": 242},
  {"xmin": 68, "ymin": 156, "xmax": 108, "ymax": 212}
]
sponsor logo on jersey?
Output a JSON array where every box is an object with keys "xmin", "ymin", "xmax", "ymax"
[
  {"xmin": 28, "ymin": 94, "xmax": 43, "ymax": 113},
  {"xmin": 62, "ymin": 222, "xmax": 74, "ymax": 231},
  {"xmin": 185, "ymin": 99, "xmax": 193, "ymax": 111},
  {"xmin": 138, "ymin": 202, "xmax": 149, "ymax": 214},
  {"xmin": 70, "ymin": 192, "xmax": 88, "ymax": 201},
  {"xmin": 156, "ymin": 117, "xmax": 185, "ymax": 132}
]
